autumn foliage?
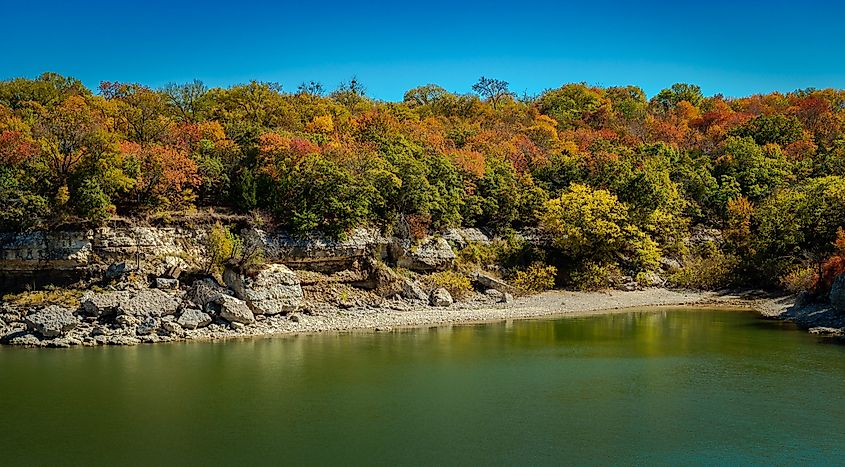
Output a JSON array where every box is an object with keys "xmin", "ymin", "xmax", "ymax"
[{"xmin": 1, "ymin": 73, "xmax": 844, "ymax": 290}]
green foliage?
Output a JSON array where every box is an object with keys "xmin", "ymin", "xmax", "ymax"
[
  {"xmin": 425, "ymin": 271, "xmax": 473, "ymax": 299},
  {"xmin": 205, "ymin": 222, "xmax": 237, "ymax": 275},
  {"xmin": 74, "ymin": 178, "xmax": 112, "ymax": 223},
  {"xmin": 570, "ymin": 261, "xmax": 622, "ymax": 291},
  {"xmin": 540, "ymin": 183, "xmax": 661, "ymax": 273},
  {"xmin": 3, "ymin": 73, "xmax": 845, "ymax": 293},
  {"xmin": 732, "ymin": 114, "xmax": 805, "ymax": 146},
  {"xmin": 511, "ymin": 263, "xmax": 557, "ymax": 292},
  {"xmin": 668, "ymin": 245, "xmax": 739, "ymax": 290}
]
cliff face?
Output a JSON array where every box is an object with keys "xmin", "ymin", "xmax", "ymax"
[{"xmin": 0, "ymin": 227, "xmax": 397, "ymax": 291}]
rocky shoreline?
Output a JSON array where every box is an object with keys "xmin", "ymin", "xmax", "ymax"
[{"xmin": 0, "ymin": 285, "xmax": 801, "ymax": 348}]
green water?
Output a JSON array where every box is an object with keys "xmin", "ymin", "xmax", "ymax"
[{"xmin": 2, "ymin": 308, "xmax": 845, "ymax": 466}]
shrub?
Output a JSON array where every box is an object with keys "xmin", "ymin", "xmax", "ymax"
[
  {"xmin": 205, "ymin": 222, "xmax": 236, "ymax": 275},
  {"xmin": 511, "ymin": 263, "xmax": 557, "ymax": 292},
  {"xmin": 424, "ymin": 271, "xmax": 473, "ymax": 299},
  {"xmin": 3, "ymin": 288, "xmax": 82, "ymax": 309},
  {"xmin": 570, "ymin": 261, "xmax": 622, "ymax": 291},
  {"xmin": 668, "ymin": 247, "xmax": 739, "ymax": 290},
  {"xmin": 779, "ymin": 265, "xmax": 819, "ymax": 294}
]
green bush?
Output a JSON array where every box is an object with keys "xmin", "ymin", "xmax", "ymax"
[
  {"xmin": 668, "ymin": 247, "xmax": 739, "ymax": 290},
  {"xmin": 511, "ymin": 263, "xmax": 557, "ymax": 292},
  {"xmin": 779, "ymin": 265, "xmax": 818, "ymax": 293},
  {"xmin": 424, "ymin": 271, "xmax": 473, "ymax": 299},
  {"xmin": 570, "ymin": 261, "xmax": 622, "ymax": 291}
]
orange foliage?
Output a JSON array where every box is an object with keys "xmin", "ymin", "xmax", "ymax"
[
  {"xmin": 818, "ymin": 228, "xmax": 845, "ymax": 291},
  {"xmin": 0, "ymin": 130, "xmax": 38, "ymax": 166},
  {"xmin": 451, "ymin": 148, "xmax": 485, "ymax": 178},
  {"xmin": 120, "ymin": 141, "xmax": 200, "ymax": 205}
]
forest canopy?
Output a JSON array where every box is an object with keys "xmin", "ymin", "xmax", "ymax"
[{"xmin": 1, "ymin": 72, "xmax": 844, "ymax": 291}]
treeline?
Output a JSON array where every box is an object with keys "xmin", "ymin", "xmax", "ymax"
[{"xmin": 1, "ymin": 73, "xmax": 844, "ymax": 291}]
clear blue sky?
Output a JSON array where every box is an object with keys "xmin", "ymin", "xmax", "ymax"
[{"xmin": 3, "ymin": 0, "xmax": 844, "ymax": 100}]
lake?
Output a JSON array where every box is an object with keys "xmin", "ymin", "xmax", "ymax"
[{"xmin": 2, "ymin": 308, "xmax": 844, "ymax": 465}]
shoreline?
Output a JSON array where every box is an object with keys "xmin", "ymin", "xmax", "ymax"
[{"xmin": 3, "ymin": 287, "xmax": 833, "ymax": 348}]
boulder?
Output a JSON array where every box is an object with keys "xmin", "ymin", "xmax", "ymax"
[
  {"xmin": 186, "ymin": 279, "xmax": 230, "ymax": 311},
  {"xmin": 161, "ymin": 320, "xmax": 184, "ymax": 336},
  {"xmin": 471, "ymin": 272, "xmax": 516, "ymax": 295},
  {"xmin": 156, "ymin": 255, "xmax": 189, "ymax": 279},
  {"xmin": 484, "ymin": 289, "xmax": 505, "ymax": 302},
  {"xmin": 831, "ymin": 275, "xmax": 845, "ymax": 312},
  {"xmin": 24, "ymin": 306, "xmax": 79, "ymax": 338},
  {"xmin": 224, "ymin": 264, "xmax": 303, "ymax": 315},
  {"xmin": 82, "ymin": 289, "xmax": 179, "ymax": 318},
  {"xmin": 176, "ymin": 308, "xmax": 212, "ymax": 330},
  {"xmin": 638, "ymin": 272, "xmax": 665, "ymax": 287},
  {"xmin": 105, "ymin": 262, "xmax": 128, "ymax": 280},
  {"xmin": 360, "ymin": 262, "xmax": 403, "ymax": 297},
  {"xmin": 82, "ymin": 291, "xmax": 132, "ymax": 317},
  {"xmin": 155, "ymin": 278, "xmax": 179, "ymax": 289},
  {"xmin": 442, "ymin": 228, "xmax": 490, "ymax": 250},
  {"xmin": 135, "ymin": 317, "xmax": 158, "ymax": 336},
  {"xmin": 400, "ymin": 278, "xmax": 429, "ymax": 302},
  {"xmin": 117, "ymin": 289, "xmax": 180, "ymax": 317},
  {"xmin": 215, "ymin": 295, "xmax": 255, "ymax": 324},
  {"xmin": 429, "ymin": 287, "xmax": 453, "ymax": 307},
  {"xmin": 115, "ymin": 314, "xmax": 139, "ymax": 328},
  {"xmin": 394, "ymin": 237, "xmax": 456, "ymax": 272}
]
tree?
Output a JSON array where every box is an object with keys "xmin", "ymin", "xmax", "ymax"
[
  {"xmin": 297, "ymin": 81, "xmax": 325, "ymax": 96},
  {"xmin": 472, "ymin": 77, "xmax": 511, "ymax": 109},
  {"xmin": 161, "ymin": 80, "xmax": 209, "ymax": 122},
  {"xmin": 403, "ymin": 84, "xmax": 448, "ymax": 107},
  {"xmin": 652, "ymin": 83, "xmax": 704, "ymax": 112}
]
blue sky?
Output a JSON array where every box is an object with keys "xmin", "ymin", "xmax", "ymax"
[{"xmin": 2, "ymin": 0, "xmax": 844, "ymax": 100}]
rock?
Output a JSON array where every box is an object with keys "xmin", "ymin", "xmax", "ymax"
[
  {"xmin": 159, "ymin": 255, "xmax": 188, "ymax": 279},
  {"xmin": 288, "ymin": 313, "xmax": 302, "ymax": 323},
  {"xmin": 394, "ymin": 236, "xmax": 456, "ymax": 272},
  {"xmin": 429, "ymin": 287, "xmax": 453, "ymax": 307},
  {"xmin": 502, "ymin": 292, "xmax": 514, "ymax": 303},
  {"xmin": 471, "ymin": 272, "xmax": 517, "ymax": 295},
  {"xmin": 224, "ymin": 264, "xmax": 303, "ymax": 315},
  {"xmin": 442, "ymin": 228, "xmax": 490, "ymax": 250},
  {"xmin": 358, "ymin": 261, "xmax": 403, "ymax": 297},
  {"xmin": 135, "ymin": 317, "xmax": 158, "ymax": 336},
  {"xmin": 229, "ymin": 321, "xmax": 245, "ymax": 331},
  {"xmin": 484, "ymin": 289, "xmax": 505, "ymax": 302},
  {"xmin": 155, "ymin": 278, "xmax": 179, "ymax": 289},
  {"xmin": 638, "ymin": 272, "xmax": 665, "ymax": 287},
  {"xmin": 24, "ymin": 306, "xmax": 79, "ymax": 338},
  {"xmin": 809, "ymin": 326, "xmax": 844, "ymax": 337},
  {"xmin": 187, "ymin": 279, "xmax": 230, "ymax": 310},
  {"xmin": 660, "ymin": 257, "xmax": 682, "ymax": 272},
  {"xmin": 161, "ymin": 320, "xmax": 184, "ymax": 336},
  {"xmin": 831, "ymin": 275, "xmax": 845, "ymax": 312},
  {"xmin": 6, "ymin": 332, "xmax": 44, "ymax": 347},
  {"xmin": 82, "ymin": 289, "xmax": 179, "ymax": 318},
  {"xmin": 215, "ymin": 295, "xmax": 255, "ymax": 324},
  {"xmin": 118, "ymin": 289, "xmax": 180, "ymax": 317},
  {"xmin": 620, "ymin": 281, "xmax": 638, "ymax": 292},
  {"xmin": 82, "ymin": 291, "xmax": 131, "ymax": 317},
  {"xmin": 400, "ymin": 278, "xmax": 429, "ymax": 301},
  {"xmin": 176, "ymin": 308, "xmax": 212, "ymax": 330},
  {"xmin": 115, "ymin": 314, "xmax": 139, "ymax": 328},
  {"xmin": 105, "ymin": 261, "xmax": 128, "ymax": 279}
]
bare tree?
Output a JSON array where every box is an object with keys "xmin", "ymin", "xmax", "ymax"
[{"xmin": 472, "ymin": 76, "xmax": 511, "ymax": 109}]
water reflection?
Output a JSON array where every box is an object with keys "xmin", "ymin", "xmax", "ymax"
[{"xmin": 1, "ymin": 308, "xmax": 844, "ymax": 465}]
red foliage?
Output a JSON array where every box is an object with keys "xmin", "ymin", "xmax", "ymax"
[
  {"xmin": 120, "ymin": 141, "xmax": 200, "ymax": 205},
  {"xmin": 817, "ymin": 228, "xmax": 845, "ymax": 292},
  {"xmin": 0, "ymin": 130, "xmax": 39, "ymax": 166}
]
